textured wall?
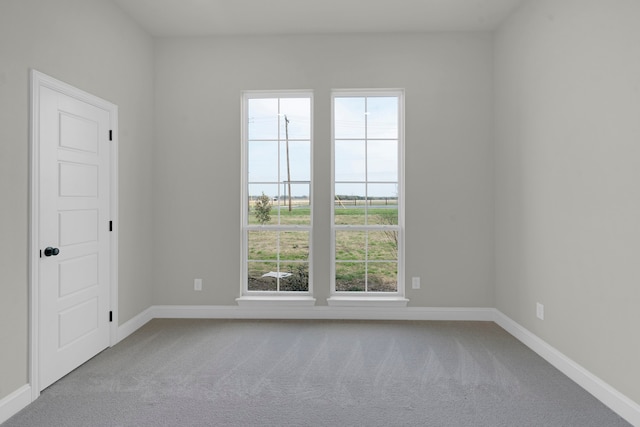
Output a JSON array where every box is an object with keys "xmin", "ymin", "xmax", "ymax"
[
  {"xmin": 0, "ymin": 0, "xmax": 154, "ymax": 400},
  {"xmin": 495, "ymin": 0, "xmax": 640, "ymax": 405},
  {"xmin": 153, "ymin": 33, "xmax": 495, "ymax": 307}
]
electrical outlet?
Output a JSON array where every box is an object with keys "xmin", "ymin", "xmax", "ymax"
[
  {"xmin": 536, "ymin": 303, "xmax": 544, "ymax": 320},
  {"xmin": 194, "ymin": 278, "xmax": 202, "ymax": 291},
  {"xmin": 412, "ymin": 277, "xmax": 420, "ymax": 290}
]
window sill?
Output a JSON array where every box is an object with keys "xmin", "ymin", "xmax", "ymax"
[
  {"xmin": 236, "ymin": 296, "xmax": 316, "ymax": 307},
  {"xmin": 326, "ymin": 296, "xmax": 409, "ymax": 307}
]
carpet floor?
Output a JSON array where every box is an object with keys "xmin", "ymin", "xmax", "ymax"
[{"xmin": 4, "ymin": 319, "xmax": 631, "ymax": 426}]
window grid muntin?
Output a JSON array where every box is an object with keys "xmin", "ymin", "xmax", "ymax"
[
  {"xmin": 334, "ymin": 227, "xmax": 400, "ymax": 292},
  {"xmin": 331, "ymin": 91, "xmax": 403, "ymax": 295},
  {"xmin": 246, "ymin": 227, "xmax": 310, "ymax": 292},
  {"xmin": 243, "ymin": 91, "xmax": 312, "ymax": 295}
]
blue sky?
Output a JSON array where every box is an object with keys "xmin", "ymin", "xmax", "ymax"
[{"xmin": 248, "ymin": 96, "xmax": 398, "ymax": 199}]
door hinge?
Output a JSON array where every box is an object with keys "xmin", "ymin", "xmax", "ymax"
[
  {"xmin": 109, "ymin": 221, "xmax": 113, "ymax": 232},
  {"xmin": 109, "ymin": 311, "xmax": 113, "ymax": 322},
  {"xmin": 109, "ymin": 130, "xmax": 113, "ymax": 141}
]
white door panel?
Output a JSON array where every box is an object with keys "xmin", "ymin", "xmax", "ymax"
[
  {"xmin": 58, "ymin": 162, "xmax": 99, "ymax": 197},
  {"xmin": 38, "ymin": 83, "xmax": 112, "ymax": 390},
  {"xmin": 59, "ymin": 113, "xmax": 100, "ymax": 153},
  {"xmin": 58, "ymin": 254, "xmax": 99, "ymax": 297},
  {"xmin": 58, "ymin": 298, "xmax": 99, "ymax": 348},
  {"xmin": 58, "ymin": 209, "xmax": 99, "ymax": 246}
]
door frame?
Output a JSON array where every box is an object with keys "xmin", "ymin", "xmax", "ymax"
[{"xmin": 28, "ymin": 69, "xmax": 119, "ymax": 400}]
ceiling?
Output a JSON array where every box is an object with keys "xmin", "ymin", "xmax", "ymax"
[{"xmin": 112, "ymin": 0, "xmax": 526, "ymax": 37}]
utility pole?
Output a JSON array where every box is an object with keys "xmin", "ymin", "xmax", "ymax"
[{"xmin": 285, "ymin": 115, "xmax": 292, "ymax": 211}]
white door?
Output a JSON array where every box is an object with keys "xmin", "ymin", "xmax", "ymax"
[{"xmin": 37, "ymin": 82, "xmax": 113, "ymax": 390}]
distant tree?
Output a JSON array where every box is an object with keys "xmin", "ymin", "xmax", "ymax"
[
  {"xmin": 254, "ymin": 192, "xmax": 272, "ymax": 224},
  {"xmin": 376, "ymin": 211, "xmax": 398, "ymax": 253}
]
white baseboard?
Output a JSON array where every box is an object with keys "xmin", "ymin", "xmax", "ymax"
[
  {"xmin": 0, "ymin": 307, "xmax": 155, "ymax": 424},
  {"xmin": 150, "ymin": 305, "xmax": 639, "ymax": 425},
  {"xmin": 116, "ymin": 306, "xmax": 154, "ymax": 343},
  {"xmin": 5, "ymin": 305, "xmax": 637, "ymax": 426},
  {"xmin": 0, "ymin": 384, "xmax": 31, "ymax": 424},
  {"xmin": 493, "ymin": 310, "xmax": 640, "ymax": 427},
  {"xmin": 150, "ymin": 304, "xmax": 496, "ymax": 321}
]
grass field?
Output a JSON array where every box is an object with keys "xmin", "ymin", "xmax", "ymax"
[{"xmin": 247, "ymin": 202, "xmax": 398, "ymax": 292}]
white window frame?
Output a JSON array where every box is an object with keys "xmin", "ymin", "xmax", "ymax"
[
  {"xmin": 238, "ymin": 90, "xmax": 315, "ymax": 303},
  {"xmin": 329, "ymin": 89, "xmax": 406, "ymax": 304}
]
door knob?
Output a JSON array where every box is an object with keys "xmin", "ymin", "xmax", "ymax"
[{"xmin": 44, "ymin": 247, "xmax": 60, "ymax": 257}]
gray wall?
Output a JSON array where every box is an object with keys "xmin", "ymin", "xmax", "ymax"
[
  {"xmin": 153, "ymin": 34, "xmax": 495, "ymax": 307},
  {"xmin": 0, "ymin": 0, "xmax": 154, "ymax": 400},
  {"xmin": 7, "ymin": 0, "xmax": 637, "ymax": 414},
  {"xmin": 495, "ymin": 0, "xmax": 640, "ymax": 404}
]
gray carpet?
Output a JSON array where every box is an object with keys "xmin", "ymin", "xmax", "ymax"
[{"xmin": 4, "ymin": 319, "xmax": 630, "ymax": 426}]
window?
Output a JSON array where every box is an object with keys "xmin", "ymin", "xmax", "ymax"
[
  {"xmin": 331, "ymin": 90, "xmax": 404, "ymax": 296},
  {"xmin": 241, "ymin": 92, "xmax": 312, "ymax": 294}
]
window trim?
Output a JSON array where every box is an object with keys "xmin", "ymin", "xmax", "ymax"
[
  {"xmin": 240, "ymin": 90, "xmax": 314, "ymax": 298},
  {"xmin": 330, "ymin": 89, "xmax": 406, "ymax": 299}
]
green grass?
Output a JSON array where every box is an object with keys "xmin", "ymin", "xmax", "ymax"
[
  {"xmin": 247, "ymin": 206, "xmax": 399, "ymax": 292},
  {"xmin": 248, "ymin": 207, "xmax": 311, "ymax": 225}
]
